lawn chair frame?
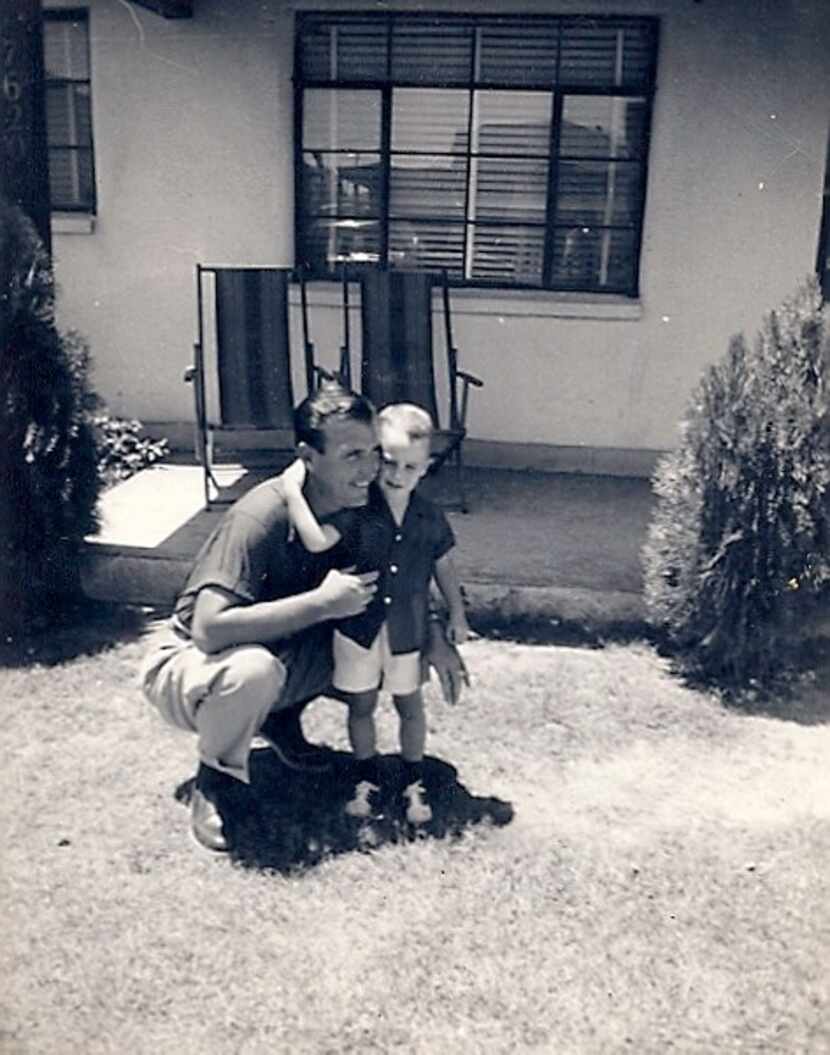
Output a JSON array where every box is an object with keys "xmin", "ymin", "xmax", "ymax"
[
  {"xmin": 185, "ymin": 264, "xmax": 329, "ymax": 508},
  {"xmin": 353, "ymin": 267, "xmax": 483, "ymax": 512}
]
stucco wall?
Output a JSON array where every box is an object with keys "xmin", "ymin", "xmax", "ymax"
[{"xmin": 48, "ymin": 0, "xmax": 830, "ymax": 465}]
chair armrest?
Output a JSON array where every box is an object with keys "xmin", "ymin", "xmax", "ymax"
[
  {"xmin": 312, "ymin": 363, "xmax": 336, "ymax": 385},
  {"xmin": 456, "ymin": 369, "xmax": 483, "ymax": 388}
]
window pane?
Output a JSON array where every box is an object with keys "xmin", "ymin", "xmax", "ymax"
[
  {"xmin": 550, "ymin": 226, "xmax": 637, "ymax": 289},
  {"xmin": 478, "ymin": 22, "xmax": 558, "ymax": 86},
  {"xmin": 471, "ymin": 224, "xmax": 545, "ymax": 284},
  {"xmin": 391, "ymin": 89, "xmax": 469, "ymax": 154},
  {"xmin": 560, "ymin": 19, "xmax": 654, "ymax": 88},
  {"xmin": 391, "ymin": 19, "xmax": 473, "ymax": 84},
  {"xmin": 46, "ymin": 85, "xmax": 73, "ymax": 143},
  {"xmin": 46, "ymin": 84, "xmax": 92, "ymax": 147},
  {"xmin": 474, "ymin": 156, "xmax": 548, "ymax": 222},
  {"xmin": 556, "ymin": 161, "xmax": 640, "ymax": 225},
  {"xmin": 390, "ymin": 157, "xmax": 466, "ymax": 220},
  {"xmin": 389, "ymin": 220, "xmax": 465, "ymax": 273},
  {"xmin": 43, "ymin": 19, "xmax": 89, "ymax": 79},
  {"xmin": 299, "ymin": 17, "xmax": 388, "ymax": 82},
  {"xmin": 561, "ymin": 97, "xmax": 647, "ymax": 159},
  {"xmin": 48, "ymin": 148, "xmax": 93, "ymax": 209},
  {"xmin": 476, "ymin": 92, "xmax": 552, "ymax": 157},
  {"xmin": 302, "ymin": 217, "xmax": 381, "ymax": 272},
  {"xmin": 302, "ymin": 152, "xmax": 380, "ymax": 219},
  {"xmin": 303, "ymin": 90, "xmax": 380, "ymax": 152}
]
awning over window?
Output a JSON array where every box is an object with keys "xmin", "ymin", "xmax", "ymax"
[{"xmin": 129, "ymin": 0, "xmax": 193, "ymax": 18}]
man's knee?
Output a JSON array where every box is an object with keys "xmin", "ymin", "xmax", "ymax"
[{"xmin": 219, "ymin": 646, "xmax": 286, "ymax": 708}]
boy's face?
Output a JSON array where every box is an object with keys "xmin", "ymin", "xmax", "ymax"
[{"xmin": 378, "ymin": 430, "xmax": 431, "ymax": 500}]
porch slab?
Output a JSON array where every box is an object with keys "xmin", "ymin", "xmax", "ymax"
[{"xmin": 82, "ymin": 463, "xmax": 656, "ymax": 632}]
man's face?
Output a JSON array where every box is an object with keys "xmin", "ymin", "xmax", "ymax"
[{"xmin": 303, "ymin": 418, "xmax": 380, "ymax": 514}]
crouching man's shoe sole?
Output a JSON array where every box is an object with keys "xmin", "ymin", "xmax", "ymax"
[{"xmin": 190, "ymin": 787, "xmax": 229, "ymax": 853}]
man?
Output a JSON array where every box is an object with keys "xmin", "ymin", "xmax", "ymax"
[{"xmin": 141, "ymin": 382, "xmax": 467, "ymax": 852}]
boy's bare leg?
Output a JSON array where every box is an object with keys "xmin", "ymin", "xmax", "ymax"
[
  {"xmin": 393, "ymin": 689, "xmax": 426, "ymax": 763},
  {"xmin": 345, "ymin": 689, "xmax": 379, "ymax": 760}
]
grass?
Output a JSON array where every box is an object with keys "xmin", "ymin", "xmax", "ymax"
[{"xmin": 2, "ymin": 609, "xmax": 829, "ymax": 1054}]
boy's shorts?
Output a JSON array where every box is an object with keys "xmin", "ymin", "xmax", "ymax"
[{"xmin": 333, "ymin": 623, "xmax": 420, "ymax": 696}]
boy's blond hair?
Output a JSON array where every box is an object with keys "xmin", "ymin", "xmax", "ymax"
[{"xmin": 377, "ymin": 402, "xmax": 433, "ymax": 443}]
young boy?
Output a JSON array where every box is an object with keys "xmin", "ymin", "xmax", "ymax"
[{"xmin": 281, "ymin": 403, "xmax": 470, "ymax": 824}]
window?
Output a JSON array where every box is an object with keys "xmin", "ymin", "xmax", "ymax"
[
  {"xmin": 43, "ymin": 10, "xmax": 95, "ymax": 212},
  {"xmin": 295, "ymin": 13, "xmax": 658, "ymax": 294}
]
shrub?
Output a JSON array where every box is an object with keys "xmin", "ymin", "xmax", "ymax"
[
  {"xmin": 0, "ymin": 203, "xmax": 101, "ymax": 636},
  {"xmin": 91, "ymin": 411, "xmax": 169, "ymax": 488},
  {"xmin": 642, "ymin": 278, "xmax": 830, "ymax": 689},
  {"xmin": 63, "ymin": 331, "xmax": 168, "ymax": 488}
]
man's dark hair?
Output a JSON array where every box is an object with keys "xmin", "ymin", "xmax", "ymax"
[{"xmin": 294, "ymin": 379, "xmax": 375, "ymax": 453}]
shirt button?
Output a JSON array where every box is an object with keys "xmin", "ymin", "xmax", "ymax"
[
  {"xmin": 384, "ymin": 596, "xmax": 392, "ymax": 606},
  {"xmin": 390, "ymin": 564, "xmax": 398, "ymax": 574},
  {"xmin": 395, "ymin": 533, "xmax": 402, "ymax": 542}
]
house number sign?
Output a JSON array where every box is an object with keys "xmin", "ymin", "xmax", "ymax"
[{"xmin": 1, "ymin": 0, "xmax": 51, "ymax": 250}]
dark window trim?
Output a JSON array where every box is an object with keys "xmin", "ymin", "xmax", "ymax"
[
  {"xmin": 43, "ymin": 8, "xmax": 97, "ymax": 215},
  {"xmin": 294, "ymin": 11, "xmax": 658, "ymax": 296}
]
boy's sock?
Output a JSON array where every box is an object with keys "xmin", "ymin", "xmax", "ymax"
[
  {"xmin": 345, "ymin": 755, "xmax": 382, "ymax": 819},
  {"xmin": 400, "ymin": 759, "xmax": 431, "ymax": 824}
]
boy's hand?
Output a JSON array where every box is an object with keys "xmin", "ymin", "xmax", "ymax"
[
  {"xmin": 281, "ymin": 458, "xmax": 306, "ymax": 492},
  {"xmin": 447, "ymin": 615, "xmax": 472, "ymax": 645}
]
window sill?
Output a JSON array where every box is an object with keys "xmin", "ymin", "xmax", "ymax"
[
  {"xmin": 291, "ymin": 281, "xmax": 642, "ymax": 321},
  {"xmin": 51, "ymin": 213, "xmax": 95, "ymax": 235},
  {"xmin": 451, "ymin": 288, "xmax": 642, "ymax": 321}
]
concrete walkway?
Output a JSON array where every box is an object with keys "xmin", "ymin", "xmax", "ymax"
[{"xmin": 82, "ymin": 463, "xmax": 655, "ymax": 633}]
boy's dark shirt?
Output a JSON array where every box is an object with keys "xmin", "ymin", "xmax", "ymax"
[{"xmin": 335, "ymin": 482, "xmax": 455, "ymax": 654}]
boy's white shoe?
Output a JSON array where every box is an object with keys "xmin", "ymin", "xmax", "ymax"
[
  {"xmin": 402, "ymin": 780, "xmax": 432, "ymax": 825},
  {"xmin": 345, "ymin": 780, "xmax": 381, "ymax": 819}
]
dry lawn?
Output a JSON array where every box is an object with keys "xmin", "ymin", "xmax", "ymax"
[{"xmin": 1, "ymin": 610, "xmax": 829, "ymax": 1054}]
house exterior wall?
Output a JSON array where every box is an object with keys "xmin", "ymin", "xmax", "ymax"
[{"xmin": 47, "ymin": 0, "xmax": 830, "ymax": 473}]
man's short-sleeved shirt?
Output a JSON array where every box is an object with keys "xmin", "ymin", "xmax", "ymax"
[
  {"xmin": 335, "ymin": 482, "xmax": 455, "ymax": 654},
  {"xmin": 171, "ymin": 476, "xmax": 354, "ymax": 644}
]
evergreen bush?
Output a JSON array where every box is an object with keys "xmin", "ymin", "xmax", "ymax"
[
  {"xmin": 643, "ymin": 279, "xmax": 830, "ymax": 688},
  {"xmin": 0, "ymin": 203, "xmax": 101, "ymax": 636}
]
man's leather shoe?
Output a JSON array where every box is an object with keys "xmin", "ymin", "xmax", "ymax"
[
  {"xmin": 260, "ymin": 710, "xmax": 333, "ymax": 773},
  {"xmin": 264, "ymin": 736, "xmax": 334, "ymax": 773},
  {"xmin": 190, "ymin": 786, "xmax": 229, "ymax": 853}
]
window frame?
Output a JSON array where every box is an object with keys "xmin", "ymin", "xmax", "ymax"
[
  {"xmin": 43, "ymin": 7, "xmax": 97, "ymax": 214},
  {"xmin": 293, "ymin": 11, "xmax": 659, "ymax": 296}
]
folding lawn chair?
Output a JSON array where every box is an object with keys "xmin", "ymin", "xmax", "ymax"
[
  {"xmin": 355, "ymin": 268, "xmax": 483, "ymax": 512},
  {"xmin": 184, "ymin": 265, "xmax": 330, "ymax": 507}
]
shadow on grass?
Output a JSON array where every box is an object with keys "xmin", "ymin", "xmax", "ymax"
[
  {"xmin": 719, "ymin": 657, "xmax": 830, "ymax": 727},
  {"xmin": 175, "ymin": 749, "xmax": 514, "ymax": 874},
  {"xmin": 474, "ymin": 615, "xmax": 654, "ymax": 650},
  {"xmin": 651, "ymin": 636, "xmax": 830, "ymax": 727},
  {"xmin": 0, "ymin": 600, "xmax": 158, "ymax": 669}
]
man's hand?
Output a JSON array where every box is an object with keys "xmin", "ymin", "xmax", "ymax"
[
  {"xmin": 425, "ymin": 619, "xmax": 470, "ymax": 705},
  {"xmin": 316, "ymin": 568, "xmax": 378, "ymax": 620}
]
